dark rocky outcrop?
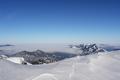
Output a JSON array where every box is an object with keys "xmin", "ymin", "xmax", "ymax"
[
  {"xmin": 10, "ymin": 50, "xmax": 76, "ymax": 65},
  {"xmin": 69, "ymin": 44, "xmax": 105, "ymax": 56}
]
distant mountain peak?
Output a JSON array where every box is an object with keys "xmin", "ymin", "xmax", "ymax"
[
  {"xmin": 10, "ymin": 50, "xmax": 76, "ymax": 65},
  {"xmin": 0, "ymin": 44, "xmax": 14, "ymax": 47},
  {"xmin": 69, "ymin": 43, "xmax": 105, "ymax": 56}
]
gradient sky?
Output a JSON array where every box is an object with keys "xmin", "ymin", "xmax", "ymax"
[{"xmin": 0, "ymin": 0, "xmax": 120, "ymax": 44}]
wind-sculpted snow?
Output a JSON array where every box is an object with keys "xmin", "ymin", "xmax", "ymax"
[{"xmin": 0, "ymin": 51, "xmax": 120, "ymax": 80}]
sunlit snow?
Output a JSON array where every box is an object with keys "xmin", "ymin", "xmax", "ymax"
[{"xmin": 0, "ymin": 50, "xmax": 120, "ymax": 80}]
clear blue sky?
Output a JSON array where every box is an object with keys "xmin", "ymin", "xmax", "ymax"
[{"xmin": 0, "ymin": 0, "xmax": 120, "ymax": 44}]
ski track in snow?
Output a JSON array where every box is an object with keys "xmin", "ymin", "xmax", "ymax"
[
  {"xmin": 69, "ymin": 56, "xmax": 80, "ymax": 80},
  {"xmin": 31, "ymin": 73, "xmax": 58, "ymax": 80}
]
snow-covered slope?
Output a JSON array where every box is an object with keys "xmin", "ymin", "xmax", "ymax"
[
  {"xmin": 0, "ymin": 51, "xmax": 120, "ymax": 80},
  {"xmin": 6, "ymin": 57, "xmax": 25, "ymax": 64}
]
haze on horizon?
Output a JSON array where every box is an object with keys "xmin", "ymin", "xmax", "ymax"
[{"xmin": 0, "ymin": 0, "xmax": 120, "ymax": 44}]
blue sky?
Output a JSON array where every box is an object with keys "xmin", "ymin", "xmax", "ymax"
[{"xmin": 0, "ymin": 0, "xmax": 120, "ymax": 44}]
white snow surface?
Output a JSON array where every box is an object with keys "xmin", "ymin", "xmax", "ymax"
[
  {"xmin": 6, "ymin": 57, "xmax": 25, "ymax": 64},
  {"xmin": 0, "ymin": 51, "xmax": 120, "ymax": 80}
]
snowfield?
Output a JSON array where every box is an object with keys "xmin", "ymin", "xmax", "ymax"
[
  {"xmin": 6, "ymin": 57, "xmax": 25, "ymax": 64},
  {"xmin": 0, "ymin": 51, "xmax": 120, "ymax": 80}
]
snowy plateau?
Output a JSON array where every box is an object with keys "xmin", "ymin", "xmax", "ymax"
[{"xmin": 0, "ymin": 43, "xmax": 120, "ymax": 80}]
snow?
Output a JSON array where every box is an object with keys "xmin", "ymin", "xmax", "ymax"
[
  {"xmin": 31, "ymin": 73, "xmax": 58, "ymax": 80},
  {"xmin": 6, "ymin": 57, "xmax": 25, "ymax": 64},
  {"xmin": 0, "ymin": 51, "xmax": 120, "ymax": 80}
]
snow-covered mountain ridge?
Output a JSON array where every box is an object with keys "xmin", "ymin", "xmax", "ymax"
[{"xmin": 0, "ymin": 43, "xmax": 120, "ymax": 65}]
